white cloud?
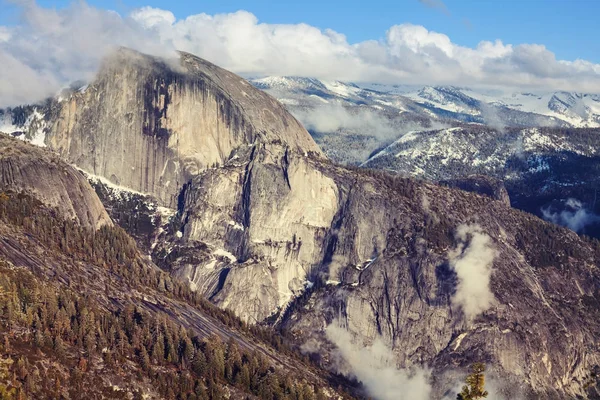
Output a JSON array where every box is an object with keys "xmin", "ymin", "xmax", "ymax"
[
  {"xmin": 325, "ymin": 322, "xmax": 432, "ymax": 400},
  {"xmin": 448, "ymin": 224, "xmax": 497, "ymax": 321},
  {"xmin": 541, "ymin": 198, "xmax": 600, "ymax": 233},
  {"xmin": 292, "ymin": 103, "xmax": 398, "ymax": 138},
  {"xmin": 3, "ymin": 1, "xmax": 600, "ymax": 107}
]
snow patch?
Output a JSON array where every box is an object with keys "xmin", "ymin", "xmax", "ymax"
[
  {"xmin": 228, "ymin": 220, "xmax": 244, "ymax": 231},
  {"xmin": 214, "ymin": 248, "xmax": 237, "ymax": 263}
]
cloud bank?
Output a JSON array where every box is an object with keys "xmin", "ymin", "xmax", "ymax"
[
  {"xmin": 448, "ymin": 224, "xmax": 497, "ymax": 321},
  {"xmin": 542, "ymin": 198, "xmax": 600, "ymax": 233},
  {"xmin": 292, "ymin": 104, "xmax": 399, "ymax": 138},
  {"xmin": 3, "ymin": 1, "xmax": 600, "ymax": 107},
  {"xmin": 325, "ymin": 323, "xmax": 432, "ymax": 400}
]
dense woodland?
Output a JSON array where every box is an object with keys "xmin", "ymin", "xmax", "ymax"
[{"xmin": 0, "ymin": 190, "xmax": 356, "ymax": 399}]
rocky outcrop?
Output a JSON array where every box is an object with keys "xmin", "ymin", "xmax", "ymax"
[
  {"xmin": 151, "ymin": 141, "xmax": 338, "ymax": 322},
  {"xmin": 18, "ymin": 48, "xmax": 600, "ymax": 398},
  {"xmin": 0, "ymin": 134, "xmax": 111, "ymax": 229},
  {"xmin": 46, "ymin": 48, "xmax": 321, "ymax": 208},
  {"xmin": 280, "ymin": 165, "xmax": 600, "ymax": 398}
]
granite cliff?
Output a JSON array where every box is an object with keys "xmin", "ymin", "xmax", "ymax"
[
  {"xmin": 45, "ymin": 48, "xmax": 321, "ymax": 208},
  {"xmin": 0, "ymin": 135, "xmax": 111, "ymax": 229},
  {"xmin": 3, "ymin": 48, "xmax": 600, "ymax": 398}
]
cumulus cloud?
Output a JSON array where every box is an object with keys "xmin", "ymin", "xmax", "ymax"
[
  {"xmin": 542, "ymin": 198, "xmax": 600, "ymax": 233},
  {"xmin": 325, "ymin": 322, "xmax": 432, "ymax": 400},
  {"xmin": 448, "ymin": 224, "xmax": 497, "ymax": 321},
  {"xmin": 3, "ymin": 1, "xmax": 600, "ymax": 107},
  {"xmin": 0, "ymin": 1, "xmax": 174, "ymax": 107}
]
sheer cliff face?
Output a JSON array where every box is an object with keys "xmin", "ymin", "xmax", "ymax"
[
  {"xmin": 279, "ymin": 166, "xmax": 600, "ymax": 398},
  {"xmin": 0, "ymin": 135, "xmax": 111, "ymax": 230},
  {"xmin": 47, "ymin": 49, "xmax": 321, "ymax": 208},
  {"xmin": 33, "ymin": 49, "xmax": 600, "ymax": 397},
  {"xmin": 170, "ymin": 142, "xmax": 339, "ymax": 322}
]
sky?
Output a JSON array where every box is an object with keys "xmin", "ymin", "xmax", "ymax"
[
  {"xmin": 3, "ymin": 0, "xmax": 598, "ymax": 62},
  {"xmin": 2, "ymin": 0, "xmax": 600, "ymax": 107}
]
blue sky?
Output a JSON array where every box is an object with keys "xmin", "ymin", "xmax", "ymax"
[
  {"xmin": 3, "ymin": 0, "xmax": 600, "ymax": 106},
  {"xmin": 2, "ymin": 0, "xmax": 598, "ymax": 63}
]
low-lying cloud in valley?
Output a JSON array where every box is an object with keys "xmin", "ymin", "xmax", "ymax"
[
  {"xmin": 325, "ymin": 322, "xmax": 432, "ymax": 400},
  {"xmin": 542, "ymin": 198, "xmax": 600, "ymax": 233},
  {"xmin": 292, "ymin": 104, "xmax": 399, "ymax": 139},
  {"xmin": 4, "ymin": 1, "xmax": 600, "ymax": 107},
  {"xmin": 449, "ymin": 224, "xmax": 497, "ymax": 321}
]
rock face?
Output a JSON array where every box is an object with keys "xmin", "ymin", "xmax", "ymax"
[
  {"xmin": 16, "ymin": 49, "xmax": 600, "ymax": 398},
  {"xmin": 167, "ymin": 142, "xmax": 339, "ymax": 322},
  {"xmin": 279, "ymin": 166, "xmax": 600, "ymax": 399},
  {"xmin": 46, "ymin": 48, "xmax": 321, "ymax": 208},
  {"xmin": 0, "ymin": 134, "xmax": 111, "ymax": 229}
]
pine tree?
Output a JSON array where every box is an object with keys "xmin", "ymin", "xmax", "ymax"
[{"xmin": 457, "ymin": 363, "xmax": 489, "ymax": 400}]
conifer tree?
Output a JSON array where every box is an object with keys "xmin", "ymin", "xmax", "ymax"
[{"xmin": 457, "ymin": 363, "xmax": 489, "ymax": 400}]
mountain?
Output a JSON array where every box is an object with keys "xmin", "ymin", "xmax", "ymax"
[
  {"xmin": 0, "ymin": 135, "xmax": 355, "ymax": 399},
  {"xmin": 3, "ymin": 49, "xmax": 600, "ymax": 398},
  {"xmin": 0, "ymin": 135, "xmax": 111, "ymax": 230},
  {"xmin": 36, "ymin": 49, "xmax": 320, "ymax": 208},
  {"xmin": 248, "ymin": 77, "xmax": 600, "ymax": 161},
  {"xmin": 245, "ymin": 77, "xmax": 600, "ymax": 237},
  {"xmin": 362, "ymin": 125, "xmax": 600, "ymax": 237},
  {"xmin": 250, "ymin": 77, "xmax": 600, "ymax": 129}
]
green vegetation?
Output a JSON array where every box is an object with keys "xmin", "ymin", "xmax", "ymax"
[
  {"xmin": 457, "ymin": 363, "xmax": 489, "ymax": 400},
  {"xmin": 0, "ymin": 190, "xmax": 355, "ymax": 399},
  {"xmin": 0, "ymin": 264, "xmax": 329, "ymax": 399}
]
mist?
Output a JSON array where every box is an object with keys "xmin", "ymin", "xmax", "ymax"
[
  {"xmin": 541, "ymin": 198, "xmax": 600, "ymax": 233},
  {"xmin": 292, "ymin": 104, "xmax": 399, "ymax": 139},
  {"xmin": 448, "ymin": 224, "xmax": 497, "ymax": 321},
  {"xmin": 0, "ymin": 1, "xmax": 176, "ymax": 108},
  {"xmin": 325, "ymin": 322, "xmax": 432, "ymax": 400}
]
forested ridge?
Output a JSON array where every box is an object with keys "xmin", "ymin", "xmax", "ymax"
[{"xmin": 0, "ymin": 190, "xmax": 358, "ymax": 399}]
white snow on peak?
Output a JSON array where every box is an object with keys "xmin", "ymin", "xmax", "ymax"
[{"xmin": 321, "ymin": 80, "xmax": 360, "ymax": 97}]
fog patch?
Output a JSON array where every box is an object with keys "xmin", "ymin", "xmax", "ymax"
[
  {"xmin": 292, "ymin": 103, "xmax": 399, "ymax": 140},
  {"xmin": 541, "ymin": 198, "xmax": 600, "ymax": 233},
  {"xmin": 325, "ymin": 322, "xmax": 432, "ymax": 400},
  {"xmin": 479, "ymin": 102, "xmax": 507, "ymax": 133},
  {"xmin": 448, "ymin": 224, "xmax": 497, "ymax": 321}
]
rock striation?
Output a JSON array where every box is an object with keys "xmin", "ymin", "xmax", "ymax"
[
  {"xmin": 11, "ymin": 48, "xmax": 600, "ymax": 398},
  {"xmin": 46, "ymin": 48, "xmax": 321, "ymax": 208},
  {"xmin": 0, "ymin": 134, "xmax": 111, "ymax": 229}
]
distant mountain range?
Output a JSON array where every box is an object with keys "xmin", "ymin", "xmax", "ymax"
[
  {"xmin": 252, "ymin": 76, "xmax": 600, "ymax": 129},
  {"xmin": 249, "ymin": 76, "xmax": 600, "ymax": 237}
]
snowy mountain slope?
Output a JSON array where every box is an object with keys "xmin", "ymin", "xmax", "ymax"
[
  {"xmin": 249, "ymin": 77, "xmax": 600, "ymax": 166},
  {"xmin": 0, "ymin": 106, "xmax": 49, "ymax": 147},
  {"xmin": 252, "ymin": 76, "xmax": 600, "ymax": 128},
  {"xmin": 362, "ymin": 125, "xmax": 600, "ymax": 236}
]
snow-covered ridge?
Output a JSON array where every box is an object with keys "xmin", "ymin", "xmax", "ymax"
[
  {"xmin": 251, "ymin": 76, "xmax": 600, "ymax": 128},
  {"xmin": 0, "ymin": 108, "xmax": 47, "ymax": 147}
]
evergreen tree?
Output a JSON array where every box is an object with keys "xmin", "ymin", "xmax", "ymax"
[{"xmin": 457, "ymin": 363, "xmax": 489, "ymax": 400}]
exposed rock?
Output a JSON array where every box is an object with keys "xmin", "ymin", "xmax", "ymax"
[
  {"xmin": 14, "ymin": 48, "xmax": 600, "ymax": 398},
  {"xmin": 280, "ymin": 165, "xmax": 600, "ymax": 398},
  {"xmin": 0, "ymin": 134, "xmax": 111, "ymax": 229},
  {"xmin": 46, "ymin": 48, "xmax": 321, "ymax": 208}
]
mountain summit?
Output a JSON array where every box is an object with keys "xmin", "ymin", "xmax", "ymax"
[{"xmin": 2, "ymin": 48, "xmax": 600, "ymax": 398}]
